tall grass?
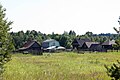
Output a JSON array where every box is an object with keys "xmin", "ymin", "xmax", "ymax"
[{"xmin": 3, "ymin": 52, "xmax": 120, "ymax": 80}]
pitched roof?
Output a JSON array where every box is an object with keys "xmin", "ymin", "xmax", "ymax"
[
  {"xmin": 43, "ymin": 39, "xmax": 57, "ymax": 43},
  {"xmin": 76, "ymin": 39, "xmax": 84, "ymax": 47},
  {"xmin": 85, "ymin": 42, "xmax": 100, "ymax": 48},
  {"xmin": 102, "ymin": 40, "xmax": 116, "ymax": 45},
  {"xmin": 72, "ymin": 38, "xmax": 91, "ymax": 47},
  {"xmin": 19, "ymin": 40, "xmax": 40, "ymax": 50},
  {"xmin": 90, "ymin": 44, "xmax": 102, "ymax": 49}
]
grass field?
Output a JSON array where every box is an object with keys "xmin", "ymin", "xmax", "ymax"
[{"xmin": 3, "ymin": 52, "xmax": 120, "ymax": 80}]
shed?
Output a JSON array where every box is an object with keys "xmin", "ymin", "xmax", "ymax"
[{"xmin": 17, "ymin": 40, "xmax": 42, "ymax": 55}]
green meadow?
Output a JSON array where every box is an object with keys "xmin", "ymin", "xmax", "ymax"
[{"xmin": 3, "ymin": 52, "xmax": 120, "ymax": 80}]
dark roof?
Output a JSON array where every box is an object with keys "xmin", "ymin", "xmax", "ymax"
[
  {"xmin": 80, "ymin": 38, "xmax": 91, "ymax": 42},
  {"xmin": 85, "ymin": 42, "xmax": 100, "ymax": 48},
  {"xmin": 76, "ymin": 39, "xmax": 84, "ymax": 47},
  {"xmin": 90, "ymin": 44, "xmax": 102, "ymax": 49},
  {"xmin": 102, "ymin": 40, "xmax": 116, "ymax": 45},
  {"xmin": 72, "ymin": 38, "xmax": 91, "ymax": 47},
  {"xmin": 19, "ymin": 40, "xmax": 40, "ymax": 50},
  {"xmin": 23, "ymin": 41, "xmax": 35, "ymax": 48}
]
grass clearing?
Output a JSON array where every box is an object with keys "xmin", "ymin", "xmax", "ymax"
[{"xmin": 3, "ymin": 52, "xmax": 120, "ymax": 80}]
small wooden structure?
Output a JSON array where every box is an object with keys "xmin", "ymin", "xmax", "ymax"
[
  {"xmin": 82, "ymin": 42, "xmax": 105, "ymax": 52},
  {"xmin": 17, "ymin": 40, "xmax": 42, "ymax": 55},
  {"xmin": 102, "ymin": 40, "xmax": 116, "ymax": 50}
]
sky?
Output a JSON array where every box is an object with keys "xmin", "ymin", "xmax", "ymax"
[{"xmin": 1, "ymin": 0, "xmax": 120, "ymax": 34}]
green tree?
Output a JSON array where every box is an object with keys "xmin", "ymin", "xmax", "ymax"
[
  {"xmin": 69, "ymin": 30, "xmax": 76, "ymax": 36},
  {"xmin": 85, "ymin": 31, "xmax": 93, "ymax": 37},
  {"xmin": 105, "ymin": 60, "xmax": 120, "ymax": 80},
  {"xmin": 0, "ymin": 5, "xmax": 14, "ymax": 75},
  {"xmin": 113, "ymin": 39, "xmax": 120, "ymax": 51}
]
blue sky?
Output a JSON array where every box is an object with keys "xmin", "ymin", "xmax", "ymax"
[{"xmin": 1, "ymin": 0, "xmax": 120, "ymax": 34}]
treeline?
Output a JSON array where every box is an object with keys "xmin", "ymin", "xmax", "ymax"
[{"xmin": 10, "ymin": 30, "xmax": 120, "ymax": 49}]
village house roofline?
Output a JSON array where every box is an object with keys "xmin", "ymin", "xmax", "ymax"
[
  {"xmin": 72, "ymin": 38, "xmax": 91, "ymax": 47},
  {"xmin": 102, "ymin": 40, "xmax": 116, "ymax": 45},
  {"xmin": 19, "ymin": 40, "xmax": 40, "ymax": 50},
  {"xmin": 85, "ymin": 42, "xmax": 100, "ymax": 48},
  {"xmin": 43, "ymin": 39, "xmax": 57, "ymax": 42}
]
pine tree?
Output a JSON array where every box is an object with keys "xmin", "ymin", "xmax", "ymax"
[
  {"xmin": 105, "ymin": 60, "xmax": 120, "ymax": 80},
  {"xmin": 0, "ymin": 4, "xmax": 14, "ymax": 74}
]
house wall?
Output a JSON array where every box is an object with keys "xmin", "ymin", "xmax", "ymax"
[
  {"xmin": 102, "ymin": 45, "xmax": 113, "ymax": 50},
  {"xmin": 81, "ymin": 43, "xmax": 88, "ymax": 49},
  {"xmin": 42, "ymin": 40, "xmax": 60, "ymax": 48},
  {"xmin": 72, "ymin": 42, "xmax": 79, "ymax": 49},
  {"xmin": 49, "ymin": 41, "xmax": 60, "ymax": 47},
  {"xmin": 42, "ymin": 42, "xmax": 49, "ymax": 48},
  {"xmin": 19, "ymin": 42, "xmax": 42, "ymax": 55}
]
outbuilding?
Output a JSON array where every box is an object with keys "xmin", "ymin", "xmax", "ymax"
[{"xmin": 17, "ymin": 40, "xmax": 42, "ymax": 55}]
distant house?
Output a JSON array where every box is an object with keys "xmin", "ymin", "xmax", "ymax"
[
  {"xmin": 42, "ymin": 39, "xmax": 65, "ymax": 52},
  {"xmin": 72, "ymin": 38, "xmax": 106, "ymax": 52},
  {"xmin": 102, "ymin": 40, "xmax": 116, "ymax": 50},
  {"xmin": 72, "ymin": 38, "xmax": 91, "ymax": 50},
  {"xmin": 42, "ymin": 39, "xmax": 60, "ymax": 48},
  {"xmin": 82, "ymin": 42, "xmax": 99, "ymax": 49},
  {"xmin": 17, "ymin": 40, "xmax": 42, "ymax": 55},
  {"xmin": 82, "ymin": 42, "xmax": 104, "ymax": 52}
]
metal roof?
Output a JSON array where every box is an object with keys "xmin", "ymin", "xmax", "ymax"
[
  {"xmin": 102, "ymin": 40, "xmax": 116, "ymax": 45},
  {"xmin": 43, "ymin": 39, "xmax": 56, "ymax": 42}
]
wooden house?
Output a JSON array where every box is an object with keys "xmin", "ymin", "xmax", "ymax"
[
  {"xmin": 72, "ymin": 38, "xmax": 106, "ymax": 52},
  {"xmin": 82, "ymin": 42, "xmax": 99, "ymax": 49},
  {"xmin": 102, "ymin": 40, "xmax": 116, "ymax": 50},
  {"xmin": 82, "ymin": 42, "xmax": 105, "ymax": 52},
  {"xmin": 72, "ymin": 38, "xmax": 91, "ymax": 50},
  {"xmin": 17, "ymin": 40, "xmax": 42, "ymax": 55}
]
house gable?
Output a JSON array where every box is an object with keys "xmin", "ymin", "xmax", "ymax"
[
  {"xmin": 30, "ymin": 42, "xmax": 41, "ymax": 49},
  {"xmin": 81, "ymin": 42, "xmax": 99, "ymax": 49},
  {"xmin": 72, "ymin": 38, "xmax": 91, "ymax": 50}
]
